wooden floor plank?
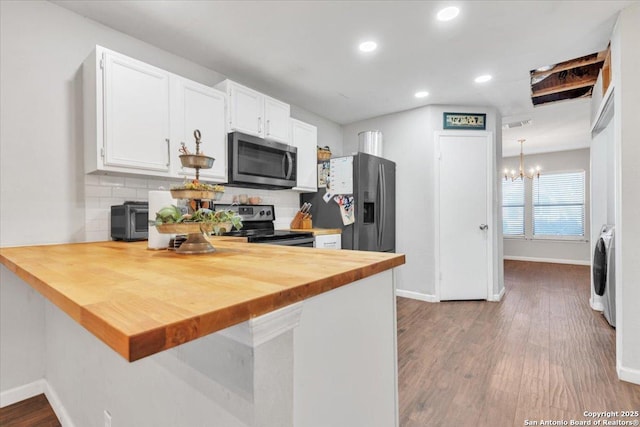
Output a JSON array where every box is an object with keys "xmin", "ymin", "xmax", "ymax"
[
  {"xmin": 398, "ymin": 260, "xmax": 640, "ymax": 426},
  {"xmin": 0, "ymin": 394, "xmax": 60, "ymax": 427}
]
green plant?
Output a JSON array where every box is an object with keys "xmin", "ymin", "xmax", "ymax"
[{"xmin": 152, "ymin": 205, "xmax": 243, "ymax": 233}]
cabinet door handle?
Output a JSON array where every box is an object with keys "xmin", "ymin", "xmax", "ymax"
[
  {"xmin": 266, "ymin": 119, "xmax": 271, "ymax": 135},
  {"xmin": 258, "ymin": 117, "xmax": 262, "ymax": 134},
  {"xmin": 165, "ymin": 138, "xmax": 170, "ymax": 167}
]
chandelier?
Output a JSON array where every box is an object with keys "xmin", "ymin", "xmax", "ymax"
[{"xmin": 504, "ymin": 139, "xmax": 541, "ymax": 181}]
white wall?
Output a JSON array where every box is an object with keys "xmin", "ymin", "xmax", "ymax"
[
  {"xmin": 342, "ymin": 105, "xmax": 503, "ymax": 299},
  {"xmin": 0, "ymin": 0, "xmax": 343, "ymax": 398},
  {"xmin": 503, "ymin": 148, "xmax": 591, "ymax": 264},
  {"xmin": 0, "ymin": 0, "xmax": 343, "ymax": 248},
  {"xmin": 0, "ymin": 266, "xmax": 46, "ymax": 397},
  {"xmin": 612, "ymin": 2, "xmax": 640, "ymax": 385}
]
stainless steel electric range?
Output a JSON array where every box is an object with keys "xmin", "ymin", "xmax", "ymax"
[{"xmin": 214, "ymin": 204, "xmax": 314, "ymax": 247}]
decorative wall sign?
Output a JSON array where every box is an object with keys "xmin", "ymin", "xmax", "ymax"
[{"xmin": 443, "ymin": 112, "xmax": 487, "ymax": 130}]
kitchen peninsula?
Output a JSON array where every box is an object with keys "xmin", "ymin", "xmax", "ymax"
[{"xmin": 0, "ymin": 240, "xmax": 404, "ymax": 427}]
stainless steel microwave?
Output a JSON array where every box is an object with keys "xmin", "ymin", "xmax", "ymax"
[
  {"xmin": 228, "ymin": 131, "xmax": 297, "ymax": 189},
  {"xmin": 111, "ymin": 201, "xmax": 148, "ymax": 241}
]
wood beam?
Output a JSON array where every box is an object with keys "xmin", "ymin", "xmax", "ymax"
[
  {"xmin": 531, "ymin": 77, "xmax": 598, "ymax": 98},
  {"xmin": 530, "ymin": 50, "xmax": 607, "ymax": 78}
]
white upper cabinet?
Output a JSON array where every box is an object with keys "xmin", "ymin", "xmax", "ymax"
[
  {"xmin": 227, "ymin": 82, "xmax": 264, "ymax": 137},
  {"xmin": 84, "ymin": 46, "xmax": 228, "ymax": 181},
  {"xmin": 85, "ymin": 47, "xmax": 172, "ymax": 175},
  {"xmin": 215, "ymin": 79, "xmax": 290, "ymax": 143},
  {"xmin": 264, "ymin": 96, "xmax": 291, "ymax": 142},
  {"xmin": 290, "ymin": 118, "xmax": 317, "ymax": 192},
  {"xmin": 171, "ymin": 78, "xmax": 227, "ymax": 183}
]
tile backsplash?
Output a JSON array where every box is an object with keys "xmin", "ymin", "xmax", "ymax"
[{"xmin": 84, "ymin": 174, "xmax": 302, "ymax": 242}]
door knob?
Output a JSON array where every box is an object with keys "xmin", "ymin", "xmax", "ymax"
[{"xmin": 479, "ymin": 224, "xmax": 488, "ymax": 230}]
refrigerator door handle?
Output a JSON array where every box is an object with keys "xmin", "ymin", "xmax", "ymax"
[
  {"xmin": 380, "ymin": 163, "xmax": 386, "ymax": 250},
  {"xmin": 377, "ymin": 163, "xmax": 384, "ymax": 249}
]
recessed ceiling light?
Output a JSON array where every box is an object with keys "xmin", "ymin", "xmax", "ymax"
[
  {"xmin": 437, "ymin": 6, "xmax": 460, "ymax": 21},
  {"xmin": 414, "ymin": 91, "xmax": 429, "ymax": 98},
  {"xmin": 359, "ymin": 41, "xmax": 378, "ymax": 53},
  {"xmin": 474, "ymin": 74, "xmax": 492, "ymax": 83}
]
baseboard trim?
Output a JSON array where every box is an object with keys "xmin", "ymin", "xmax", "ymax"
[
  {"xmin": 590, "ymin": 296, "xmax": 604, "ymax": 312},
  {"xmin": 618, "ymin": 364, "xmax": 640, "ymax": 386},
  {"xmin": 504, "ymin": 256, "xmax": 590, "ymax": 266},
  {"xmin": 488, "ymin": 287, "xmax": 506, "ymax": 302},
  {"xmin": 395, "ymin": 289, "xmax": 438, "ymax": 303},
  {"xmin": 0, "ymin": 379, "xmax": 46, "ymax": 408},
  {"xmin": 44, "ymin": 380, "xmax": 75, "ymax": 427},
  {"xmin": 0, "ymin": 379, "xmax": 74, "ymax": 426}
]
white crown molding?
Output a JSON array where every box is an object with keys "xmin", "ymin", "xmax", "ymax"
[{"xmin": 218, "ymin": 302, "xmax": 303, "ymax": 347}]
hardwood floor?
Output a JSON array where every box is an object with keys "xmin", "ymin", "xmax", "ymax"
[
  {"xmin": 2, "ymin": 261, "xmax": 638, "ymax": 426},
  {"xmin": 398, "ymin": 260, "xmax": 640, "ymax": 427},
  {"xmin": 0, "ymin": 394, "xmax": 60, "ymax": 426}
]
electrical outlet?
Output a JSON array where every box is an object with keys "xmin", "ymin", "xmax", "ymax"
[{"xmin": 104, "ymin": 410, "xmax": 112, "ymax": 427}]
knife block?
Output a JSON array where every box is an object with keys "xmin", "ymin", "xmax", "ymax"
[
  {"xmin": 301, "ymin": 217, "xmax": 312, "ymax": 229},
  {"xmin": 290, "ymin": 212, "xmax": 304, "ymax": 229}
]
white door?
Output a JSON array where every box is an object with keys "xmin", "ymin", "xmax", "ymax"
[
  {"xmin": 264, "ymin": 96, "xmax": 291, "ymax": 142},
  {"xmin": 290, "ymin": 118, "xmax": 317, "ymax": 192},
  {"xmin": 103, "ymin": 52, "xmax": 170, "ymax": 172},
  {"xmin": 172, "ymin": 78, "xmax": 227, "ymax": 182},
  {"xmin": 436, "ymin": 132, "xmax": 492, "ymax": 300},
  {"xmin": 228, "ymin": 82, "xmax": 263, "ymax": 137}
]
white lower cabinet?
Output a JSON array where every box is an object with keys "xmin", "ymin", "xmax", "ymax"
[
  {"xmin": 314, "ymin": 234, "xmax": 341, "ymax": 249},
  {"xmin": 290, "ymin": 119, "xmax": 318, "ymax": 192},
  {"xmin": 171, "ymin": 78, "xmax": 227, "ymax": 182}
]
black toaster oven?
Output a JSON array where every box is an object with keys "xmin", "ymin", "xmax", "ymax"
[{"xmin": 111, "ymin": 201, "xmax": 148, "ymax": 241}]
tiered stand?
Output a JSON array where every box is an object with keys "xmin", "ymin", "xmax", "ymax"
[{"xmin": 156, "ymin": 130, "xmax": 218, "ymax": 254}]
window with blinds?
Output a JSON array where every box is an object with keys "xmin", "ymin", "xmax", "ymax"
[
  {"xmin": 533, "ymin": 171, "xmax": 585, "ymax": 237},
  {"xmin": 502, "ymin": 178, "xmax": 525, "ymax": 236}
]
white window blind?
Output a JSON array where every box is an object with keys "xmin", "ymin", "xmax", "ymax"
[
  {"xmin": 533, "ymin": 171, "xmax": 585, "ymax": 237},
  {"xmin": 502, "ymin": 178, "xmax": 525, "ymax": 235}
]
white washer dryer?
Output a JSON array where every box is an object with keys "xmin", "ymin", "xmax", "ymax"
[{"xmin": 593, "ymin": 225, "xmax": 615, "ymax": 327}]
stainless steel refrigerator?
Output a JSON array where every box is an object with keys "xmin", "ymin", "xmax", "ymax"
[{"xmin": 301, "ymin": 152, "xmax": 396, "ymax": 252}]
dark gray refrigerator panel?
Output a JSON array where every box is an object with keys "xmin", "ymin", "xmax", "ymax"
[{"xmin": 301, "ymin": 153, "xmax": 395, "ymax": 252}]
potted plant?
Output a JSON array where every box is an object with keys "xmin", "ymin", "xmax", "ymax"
[{"xmin": 153, "ymin": 205, "xmax": 242, "ymax": 236}]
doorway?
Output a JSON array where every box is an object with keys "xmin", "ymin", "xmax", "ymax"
[{"xmin": 434, "ymin": 131, "xmax": 494, "ymax": 300}]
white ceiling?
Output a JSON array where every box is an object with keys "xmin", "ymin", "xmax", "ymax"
[{"xmin": 53, "ymin": 0, "xmax": 631, "ymax": 156}]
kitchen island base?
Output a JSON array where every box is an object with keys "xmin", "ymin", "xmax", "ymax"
[{"xmin": 1, "ymin": 266, "xmax": 398, "ymax": 427}]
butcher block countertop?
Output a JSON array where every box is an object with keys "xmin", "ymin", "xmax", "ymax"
[{"xmin": 0, "ymin": 241, "xmax": 404, "ymax": 362}]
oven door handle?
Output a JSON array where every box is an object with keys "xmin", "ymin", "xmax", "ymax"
[{"xmin": 256, "ymin": 237, "xmax": 314, "ymax": 247}]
